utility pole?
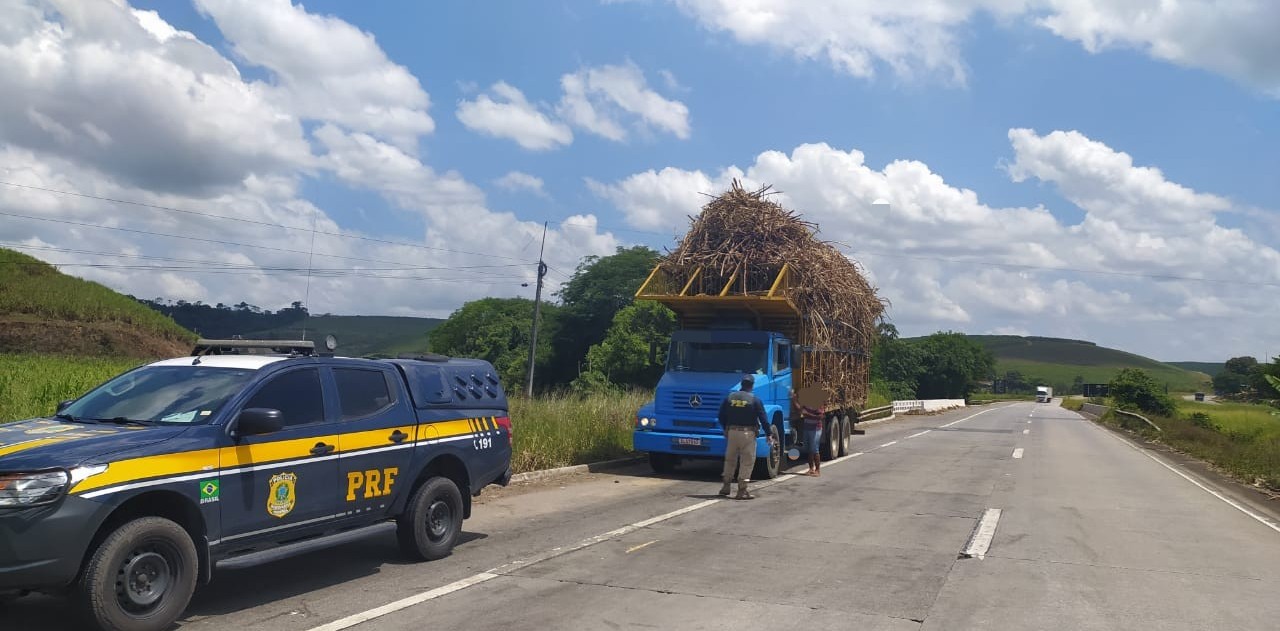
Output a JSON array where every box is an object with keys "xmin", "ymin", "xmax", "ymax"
[{"xmin": 525, "ymin": 222, "xmax": 548, "ymax": 398}]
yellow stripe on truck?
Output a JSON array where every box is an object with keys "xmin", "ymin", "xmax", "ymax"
[
  {"xmin": 339, "ymin": 424, "xmax": 418, "ymax": 452},
  {"xmin": 0, "ymin": 438, "xmax": 68, "ymax": 458},
  {"xmin": 71, "ymin": 447, "xmax": 221, "ymax": 494}
]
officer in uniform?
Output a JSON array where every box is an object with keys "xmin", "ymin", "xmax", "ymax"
[{"xmin": 717, "ymin": 374, "xmax": 773, "ymax": 500}]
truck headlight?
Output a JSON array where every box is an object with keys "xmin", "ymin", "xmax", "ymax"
[{"xmin": 0, "ymin": 470, "xmax": 71, "ymax": 507}]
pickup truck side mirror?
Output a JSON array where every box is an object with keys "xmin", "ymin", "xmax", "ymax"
[
  {"xmin": 56, "ymin": 400, "xmax": 74, "ymax": 413},
  {"xmin": 236, "ymin": 408, "xmax": 284, "ymax": 437}
]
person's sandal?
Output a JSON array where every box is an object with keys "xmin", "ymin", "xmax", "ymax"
[{"xmin": 736, "ymin": 490, "xmax": 755, "ymax": 500}]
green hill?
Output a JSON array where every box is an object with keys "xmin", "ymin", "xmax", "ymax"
[
  {"xmin": 247, "ymin": 315, "xmax": 443, "ymax": 358},
  {"xmin": 1168, "ymin": 361, "xmax": 1224, "ymax": 377},
  {"xmin": 0, "ymin": 248, "xmax": 194, "ymax": 357},
  {"xmin": 966, "ymin": 335, "xmax": 1212, "ymax": 393}
]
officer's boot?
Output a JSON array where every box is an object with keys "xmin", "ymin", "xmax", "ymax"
[
  {"xmin": 718, "ymin": 481, "xmax": 731, "ymax": 496},
  {"xmin": 735, "ymin": 482, "xmax": 754, "ymax": 501}
]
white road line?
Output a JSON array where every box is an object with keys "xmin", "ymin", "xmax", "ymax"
[
  {"xmin": 906, "ymin": 430, "xmax": 931, "ymax": 439},
  {"xmin": 1012, "ymin": 448, "xmax": 1024, "ymax": 459},
  {"xmin": 1084, "ymin": 417, "xmax": 1280, "ymax": 535},
  {"xmin": 879, "ymin": 441, "xmax": 898, "ymax": 448},
  {"xmin": 960, "ymin": 508, "xmax": 1003, "ymax": 559},
  {"xmin": 1023, "ymin": 429, "xmax": 1030, "ymax": 435},
  {"xmin": 307, "ymin": 405, "xmax": 1010, "ymax": 630},
  {"xmin": 308, "ymin": 572, "xmax": 499, "ymax": 631},
  {"xmin": 940, "ymin": 407, "xmax": 997, "ymax": 428}
]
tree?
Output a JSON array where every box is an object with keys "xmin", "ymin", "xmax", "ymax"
[
  {"xmin": 578, "ymin": 302, "xmax": 677, "ymax": 389},
  {"xmin": 547, "ymin": 246, "xmax": 661, "ymax": 385},
  {"xmin": 1212, "ymin": 370, "xmax": 1248, "ymax": 395},
  {"xmin": 1224, "ymin": 356, "xmax": 1258, "ymax": 376},
  {"xmin": 428, "ymin": 298, "xmax": 561, "ymax": 389},
  {"xmin": 1108, "ymin": 368, "xmax": 1176, "ymax": 416},
  {"xmin": 1072, "ymin": 375, "xmax": 1084, "ymax": 395},
  {"xmin": 912, "ymin": 332, "xmax": 995, "ymax": 399},
  {"xmin": 1248, "ymin": 359, "xmax": 1280, "ymax": 399},
  {"xmin": 871, "ymin": 323, "xmax": 923, "ymax": 400}
]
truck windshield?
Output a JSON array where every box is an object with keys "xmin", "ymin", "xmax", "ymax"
[
  {"xmin": 668, "ymin": 341, "xmax": 768, "ymax": 374},
  {"xmin": 62, "ymin": 366, "xmax": 256, "ymax": 425}
]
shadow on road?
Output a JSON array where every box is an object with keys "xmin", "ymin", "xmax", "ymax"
[{"xmin": 0, "ymin": 528, "xmax": 490, "ymax": 631}]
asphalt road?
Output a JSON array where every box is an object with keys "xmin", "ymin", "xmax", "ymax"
[{"xmin": 5, "ymin": 402, "xmax": 1279, "ymax": 630}]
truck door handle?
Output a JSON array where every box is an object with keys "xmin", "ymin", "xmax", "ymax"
[
  {"xmin": 388, "ymin": 430, "xmax": 408, "ymax": 444},
  {"xmin": 310, "ymin": 442, "xmax": 335, "ymax": 456}
]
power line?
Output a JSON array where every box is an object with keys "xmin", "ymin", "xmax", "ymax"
[
  {"xmin": 0, "ymin": 210, "xmax": 513, "ymax": 270},
  {"xmin": 0, "ymin": 180, "xmax": 535, "ymax": 263},
  {"xmin": 843, "ymin": 247, "xmax": 1280, "ymax": 289},
  {"xmin": 0, "ymin": 242, "xmax": 531, "ymax": 273}
]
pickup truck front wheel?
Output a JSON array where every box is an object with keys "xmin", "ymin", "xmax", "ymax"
[
  {"xmin": 397, "ymin": 477, "xmax": 464, "ymax": 561},
  {"xmin": 77, "ymin": 516, "xmax": 198, "ymax": 631}
]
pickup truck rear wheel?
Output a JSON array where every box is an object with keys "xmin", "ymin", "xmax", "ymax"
[
  {"xmin": 77, "ymin": 516, "xmax": 198, "ymax": 631},
  {"xmin": 397, "ymin": 477, "xmax": 464, "ymax": 561}
]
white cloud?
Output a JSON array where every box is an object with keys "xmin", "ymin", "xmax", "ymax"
[
  {"xmin": 655, "ymin": 0, "xmax": 1280, "ymax": 95},
  {"xmin": 593, "ymin": 130, "xmax": 1280, "ymax": 359},
  {"xmin": 557, "ymin": 63, "xmax": 691, "ymax": 140},
  {"xmin": 0, "ymin": 0, "xmax": 313, "ymax": 195},
  {"xmin": 456, "ymin": 82, "xmax": 573, "ymax": 151},
  {"xmin": 0, "ymin": 1, "xmax": 622, "ymax": 321},
  {"xmin": 495, "ymin": 171, "xmax": 548, "ymax": 197},
  {"xmin": 194, "ymin": 0, "xmax": 434, "ymax": 149},
  {"xmin": 1039, "ymin": 0, "xmax": 1280, "ymax": 97}
]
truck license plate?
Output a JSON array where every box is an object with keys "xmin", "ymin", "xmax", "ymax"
[{"xmin": 676, "ymin": 437, "xmax": 702, "ymax": 446}]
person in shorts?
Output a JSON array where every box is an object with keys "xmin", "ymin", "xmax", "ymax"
[{"xmin": 800, "ymin": 400, "xmax": 824, "ymax": 476}]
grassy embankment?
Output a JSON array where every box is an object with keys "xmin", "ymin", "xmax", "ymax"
[{"xmin": 1076, "ymin": 397, "xmax": 1279, "ymax": 490}]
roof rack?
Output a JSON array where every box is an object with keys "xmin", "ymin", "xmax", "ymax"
[
  {"xmin": 396, "ymin": 352, "xmax": 452, "ymax": 363},
  {"xmin": 192, "ymin": 338, "xmax": 317, "ymax": 357}
]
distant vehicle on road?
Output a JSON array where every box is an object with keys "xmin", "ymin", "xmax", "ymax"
[
  {"xmin": 1036, "ymin": 386, "xmax": 1053, "ymax": 403},
  {"xmin": 1194, "ymin": 392, "xmax": 1205, "ymax": 401},
  {"xmin": 0, "ymin": 338, "xmax": 511, "ymax": 631}
]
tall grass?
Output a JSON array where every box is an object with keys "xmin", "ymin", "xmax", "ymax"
[
  {"xmin": 0, "ymin": 249, "xmax": 192, "ymax": 341},
  {"xmin": 1093, "ymin": 399, "xmax": 1280, "ymax": 491},
  {"xmin": 508, "ymin": 391, "xmax": 650, "ymax": 473},
  {"xmin": 0, "ymin": 355, "xmax": 143, "ymax": 422}
]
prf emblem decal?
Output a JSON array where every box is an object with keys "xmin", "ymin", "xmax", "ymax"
[
  {"xmin": 267, "ymin": 473, "xmax": 297, "ymax": 518},
  {"xmin": 199, "ymin": 479, "xmax": 220, "ymax": 505}
]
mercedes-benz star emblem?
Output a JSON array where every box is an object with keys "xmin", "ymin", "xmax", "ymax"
[{"xmin": 689, "ymin": 394, "xmax": 702, "ymax": 408}]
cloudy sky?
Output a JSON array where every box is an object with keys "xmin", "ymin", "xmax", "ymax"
[{"xmin": 2, "ymin": 0, "xmax": 1277, "ymax": 362}]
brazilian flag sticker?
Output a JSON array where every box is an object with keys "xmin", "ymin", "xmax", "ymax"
[{"xmin": 199, "ymin": 479, "xmax": 220, "ymax": 505}]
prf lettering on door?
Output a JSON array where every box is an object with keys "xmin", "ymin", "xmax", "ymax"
[{"xmin": 346, "ymin": 467, "xmax": 398, "ymax": 501}]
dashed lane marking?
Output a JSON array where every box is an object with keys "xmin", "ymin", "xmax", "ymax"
[{"xmin": 960, "ymin": 508, "xmax": 1003, "ymax": 560}]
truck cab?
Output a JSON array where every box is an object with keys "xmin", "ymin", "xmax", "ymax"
[{"xmin": 634, "ymin": 329, "xmax": 791, "ymax": 478}]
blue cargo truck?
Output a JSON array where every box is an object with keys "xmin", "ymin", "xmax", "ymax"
[{"xmin": 631, "ymin": 263, "xmax": 867, "ymax": 478}]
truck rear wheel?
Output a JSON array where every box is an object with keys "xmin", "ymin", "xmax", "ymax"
[
  {"xmin": 648, "ymin": 452, "xmax": 678, "ymax": 474},
  {"xmin": 77, "ymin": 516, "xmax": 198, "ymax": 631},
  {"xmin": 820, "ymin": 416, "xmax": 839, "ymax": 461},
  {"xmin": 397, "ymin": 476, "xmax": 464, "ymax": 561},
  {"xmin": 838, "ymin": 415, "xmax": 852, "ymax": 456},
  {"xmin": 753, "ymin": 425, "xmax": 781, "ymax": 480}
]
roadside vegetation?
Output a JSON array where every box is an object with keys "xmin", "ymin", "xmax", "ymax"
[
  {"xmin": 1080, "ymin": 367, "xmax": 1280, "ymax": 491},
  {"xmin": 0, "ymin": 355, "xmax": 143, "ymax": 422},
  {"xmin": 507, "ymin": 390, "xmax": 649, "ymax": 473}
]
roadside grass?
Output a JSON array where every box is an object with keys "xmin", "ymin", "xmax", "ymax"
[
  {"xmin": 1060, "ymin": 397, "xmax": 1084, "ymax": 412},
  {"xmin": 0, "ymin": 355, "xmax": 142, "ymax": 422},
  {"xmin": 1092, "ymin": 400, "xmax": 1280, "ymax": 491},
  {"xmin": 503, "ymin": 390, "xmax": 650, "ymax": 473}
]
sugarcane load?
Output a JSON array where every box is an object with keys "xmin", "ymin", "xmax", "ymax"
[{"xmin": 633, "ymin": 181, "xmax": 885, "ymax": 479}]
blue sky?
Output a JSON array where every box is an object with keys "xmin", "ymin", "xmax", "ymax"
[{"xmin": 2, "ymin": 0, "xmax": 1278, "ymax": 361}]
